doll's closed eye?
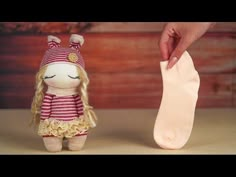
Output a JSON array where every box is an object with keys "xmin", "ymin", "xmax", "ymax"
[
  {"xmin": 44, "ymin": 75, "xmax": 56, "ymax": 79},
  {"xmin": 68, "ymin": 75, "xmax": 80, "ymax": 79}
]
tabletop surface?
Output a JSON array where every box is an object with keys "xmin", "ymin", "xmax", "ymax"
[{"xmin": 0, "ymin": 109, "xmax": 235, "ymax": 154}]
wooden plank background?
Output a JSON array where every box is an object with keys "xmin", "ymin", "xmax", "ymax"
[
  {"xmin": 234, "ymin": 74, "xmax": 236, "ymax": 107},
  {"xmin": 0, "ymin": 22, "xmax": 236, "ymax": 108},
  {"xmin": 1, "ymin": 22, "xmax": 236, "ymax": 33}
]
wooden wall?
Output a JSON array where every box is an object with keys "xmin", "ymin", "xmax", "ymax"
[{"xmin": 0, "ymin": 22, "xmax": 236, "ymax": 108}]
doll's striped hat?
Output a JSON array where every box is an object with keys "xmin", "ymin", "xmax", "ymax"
[{"xmin": 40, "ymin": 34, "xmax": 85, "ymax": 68}]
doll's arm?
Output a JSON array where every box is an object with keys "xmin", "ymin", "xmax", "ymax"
[
  {"xmin": 40, "ymin": 94, "xmax": 53, "ymax": 120},
  {"xmin": 75, "ymin": 96, "xmax": 84, "ymax": 116}
]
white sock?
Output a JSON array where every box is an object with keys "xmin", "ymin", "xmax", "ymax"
[{"xmin": 153, "ymin": 51, "xmax": 200, "ymax": 149}]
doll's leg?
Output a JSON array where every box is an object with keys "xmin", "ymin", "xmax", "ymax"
[
  {"xmin": 68, "ymin": 134, "xmax": 87, "ymax": 151},
  {"xmin": 43, "ymin": 136, "xmax": 63, "ymax": 152}
]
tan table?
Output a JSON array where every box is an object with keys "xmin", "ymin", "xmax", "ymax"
[{"xmin": 0, "ymin": 109, "xmax": 235, "ymax": 154}]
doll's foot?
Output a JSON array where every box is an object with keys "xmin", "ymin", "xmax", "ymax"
[
  {"xmin": 43, "ymin": 137, "xmax": 63, "ymax": 152},
  {"xmin": 68, "ymin": 135, "xmax": 87, "ymax": 151}
]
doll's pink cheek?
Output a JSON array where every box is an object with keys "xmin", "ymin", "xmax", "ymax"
[
  {"xmin": 44, "ymin": 80, "xmax": 55, "ymax": 86},
  {"xmin": 69, "ymin": 80, "xmax": 80, "ymax": 87}
]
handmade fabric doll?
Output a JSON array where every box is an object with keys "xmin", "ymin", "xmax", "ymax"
[{"xmin": 31, "ymin": 34, "xmax": 97, "ymax": 152}]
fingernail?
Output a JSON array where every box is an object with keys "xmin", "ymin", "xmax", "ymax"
[{"xmin": 167, "ymin": 57, "xmax": 178, "ymax": 69}]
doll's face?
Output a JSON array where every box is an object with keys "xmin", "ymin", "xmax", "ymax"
[{"xmin": 43, "ymin": 63, "xmax": 81, "ymax": 89}]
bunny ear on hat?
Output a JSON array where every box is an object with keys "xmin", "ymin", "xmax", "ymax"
[
  {"xmin": 69, "ymin": 34, "xmax": 84, "ymax": 51},
  {"xmin": 48, "ymin": 35, "xmax": 61, "ymax": 49}
]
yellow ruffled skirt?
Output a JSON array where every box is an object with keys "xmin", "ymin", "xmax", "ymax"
[{"xmin": 38, "ymin": 116, "xmax": 90, "ymax": 138}]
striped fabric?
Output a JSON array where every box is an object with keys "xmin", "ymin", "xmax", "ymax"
[
  {"xmin": 48, "ymin": 41, "xmax": 60, "ymax": 49},
  {"xmin": 40, "ymin": 47, "xmax": 85, "ymax": 68},
  {"xmin": 69, "ymin": 42, "xmax": 81, "ymax": 50},
  {"xmin": 41, "ymin": 93, "xmax": 84, "ymax": 121}
]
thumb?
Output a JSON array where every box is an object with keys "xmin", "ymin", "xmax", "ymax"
[{"xmin": 167, "ymin": 36, "xmax": 192, "ymax": 69}]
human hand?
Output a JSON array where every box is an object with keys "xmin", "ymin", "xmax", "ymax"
[{"xmin": 159, "ymin": 22, "xmax": 215, "ymax": 69}]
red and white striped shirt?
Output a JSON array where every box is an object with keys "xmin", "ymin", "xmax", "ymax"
[{"xmin": 40, "ymin": 93, "xmax": 84, "ymax": 121}]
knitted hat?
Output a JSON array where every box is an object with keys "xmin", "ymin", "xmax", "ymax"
[{"xmin": 40, "ymin": 34, "xmax": 85, "ymax": 68}]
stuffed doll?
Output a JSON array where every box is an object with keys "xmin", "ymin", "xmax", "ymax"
[{"xmin": 31, "ymin": 34, "xmax": 97, "ymax": 152}]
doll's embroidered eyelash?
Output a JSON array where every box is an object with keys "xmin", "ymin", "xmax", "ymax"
[
  {"xmin": 44, "ymin": 75, "xmax": 56, "ymax": 79},
  {"xmin": 68, "ymin": 75, "xmax": 80, "ymax": 79}
]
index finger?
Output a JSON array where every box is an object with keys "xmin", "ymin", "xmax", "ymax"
[{"xmin": 159, "ymin": 29, "xmax": 171, "ymax": 60}]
